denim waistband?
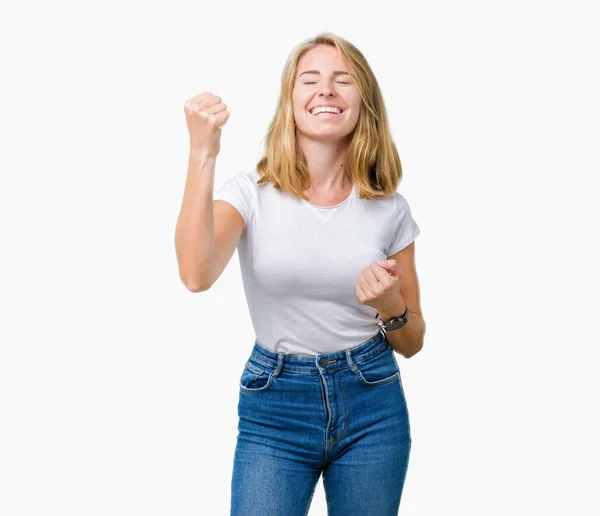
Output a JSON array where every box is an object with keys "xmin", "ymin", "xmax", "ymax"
[{"xmin": 250, "ymin": 329, "xmax": 390, "ymax": 375}]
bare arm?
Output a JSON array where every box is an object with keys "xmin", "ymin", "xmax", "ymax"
[
  {"xmin": 174, "ymin": 152, "xmax": 217, "ymax": 292},
  {"xmin": 174, "ymin": 152, "xmax": 246, "ymax": 293},
  {"xmin": 378, "ymin": 242, "xmax": 426, "ymax": 359},
  {"xmin": 175, "ymin": 92, "xmax": 244, "ymax": 292}
]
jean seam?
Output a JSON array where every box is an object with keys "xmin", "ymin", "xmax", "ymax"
[
  {"xmin": 325, "ymin": 371, "xmax": 348, "ymax": 445},
  {"xmin": 239, "ymin": 371, "xmax": 273, "ymax": 394},
  {"xmin": 250, "ymin": 344, "xmax": 389, "ymax": 374},
  {"xmin": 245, "ymin": 361, "xmax": 264, "ymax": 375}
]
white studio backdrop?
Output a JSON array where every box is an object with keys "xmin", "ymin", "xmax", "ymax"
[{"xmin": 1, "ymin": 0, "xmax": 599, "ymax": 514}]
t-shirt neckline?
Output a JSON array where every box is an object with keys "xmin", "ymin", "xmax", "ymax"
[{"xmin": 301, "ymin": 183, "xmax": 356, "ymax": 210}]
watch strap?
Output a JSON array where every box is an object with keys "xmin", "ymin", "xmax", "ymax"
[{"xmin": 378, "ymin": 306, "xmax": 410, "ymax": 333}]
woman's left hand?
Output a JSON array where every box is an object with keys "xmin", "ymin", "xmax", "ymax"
[{"xmin": 356, "ymin": 259, "xmax": 406, "ymax": 316}]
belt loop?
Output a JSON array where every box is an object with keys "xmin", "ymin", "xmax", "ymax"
[
  {"xmin": 345, "ymin": 349, "xmax": 358, "ymax": 373},
  {"xmin": 273, "ymin": 352, "xmax": 285, "ymax": 377}
]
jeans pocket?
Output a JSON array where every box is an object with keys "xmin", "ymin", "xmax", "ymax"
[
  {"xmin": 239, "ymin": 357, "xmax": 275, "ymax": 393},
  {"xmin": 354, "ymin": 347, "xmax": 400, "ymax": 386}
]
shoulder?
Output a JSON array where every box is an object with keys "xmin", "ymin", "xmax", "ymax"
[
  {"xmin": 217, "ymin": 169, "xmax": 262, "ymax": 197},
  {"xmin": 366, "ymin": 190, "xmax": 411, "ymax": 215},
  {"xmin": 391, "ymin": 190, "xmax": 411, "ymax": 206},
  {"xmin": 236, "ymin": 169, "xmax": 263, "ymax": 191},
  {"xmin": 390, "ymin": 190, "xmax": 418, "ymax": 217}
]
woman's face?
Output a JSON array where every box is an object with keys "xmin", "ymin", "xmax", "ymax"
[{"xmin": 292, "ymin": 44, "xmax": 361, "ymax": 143}]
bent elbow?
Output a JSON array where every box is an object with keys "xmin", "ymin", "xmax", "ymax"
[
  {"xmin": 180, "ymin": 275, "xmax": 212, "ymax": 293},
  {"xmin": 405, "ymin": 339, "xmax": 424, "ymax": 359},
  {"xmin": 186, "ymin": 281, "xmax": 212, "ymax": 293},
  {"xmin": 407, "ymin": 344, "xmax": 423, "ymax": 359}
]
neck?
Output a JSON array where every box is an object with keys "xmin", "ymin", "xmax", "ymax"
[{"xmin": 296, "ymin": 133, "xmax": 351, "ymax": 192}]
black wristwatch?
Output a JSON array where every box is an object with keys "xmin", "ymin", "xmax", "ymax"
[{"xmin": 378, "ymin": 306, "xmax": 410, "ymax": 333}]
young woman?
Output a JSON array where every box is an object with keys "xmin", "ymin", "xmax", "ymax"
[{"xmin": 176, "ymin": 32, "xmax": 426, "ymax": 516}]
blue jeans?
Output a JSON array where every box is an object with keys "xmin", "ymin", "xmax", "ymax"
[{"xmin": 231, "ymin": 329, "xmax": 412, "ymax": 515}]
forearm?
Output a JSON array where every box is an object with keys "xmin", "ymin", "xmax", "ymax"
[
  {"xmin": 174, "ymin": 152, "xmax": 217, "ymax": 291},
  {"xmin": 379, "ymin": 307, "xmax": 426, "ymax": 359}
]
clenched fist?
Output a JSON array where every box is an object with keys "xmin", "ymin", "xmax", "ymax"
[
  {"xmin": 184, "ymin": 92, "xmax": 230, "ymax": 158},
  {"xmin": 356, "ymin": 259, "xmax": 406, "ymax": 317}
]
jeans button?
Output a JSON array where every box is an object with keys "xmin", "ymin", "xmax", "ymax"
[{"xmin": 318, "ymin": 357, "xmax": 328, "ymax": 368}]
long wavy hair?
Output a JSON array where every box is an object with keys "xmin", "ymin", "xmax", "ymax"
[{"xmin": 255, "ymin": 32, "xmax": 404, "ymax": 201}]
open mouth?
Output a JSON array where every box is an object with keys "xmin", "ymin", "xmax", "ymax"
[
  {"xmin": 309, "ymin": 107, "xmax": 345, "ymax": 118},
  {"xmin": 311, "ymin": 112, "xmax": 342, "ymax": 117}
]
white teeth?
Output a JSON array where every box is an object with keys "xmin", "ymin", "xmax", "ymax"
[{"xmin": 310, "ymin": 106, "xmax": 342, "ymax": 115}]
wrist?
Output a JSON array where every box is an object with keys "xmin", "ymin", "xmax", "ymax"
[{"xmin": 379, "ymin": 305, "xmax": 407, "ymax": 324}]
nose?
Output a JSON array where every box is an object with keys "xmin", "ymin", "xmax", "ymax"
[{"xmin": 318, "ymin": 84, "xmax": 336, "ymax": 97}]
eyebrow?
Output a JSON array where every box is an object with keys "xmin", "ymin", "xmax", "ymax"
[{"xmin": 299, "ymin": 70, "xmax": 350, "ymax": 78}]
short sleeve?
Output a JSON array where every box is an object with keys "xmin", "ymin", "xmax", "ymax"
[
  {"xmin": 213, "ymin": 171, "xmax": 254, "ymax": 228},
  {"xmin": 384, "ymin": 193, "xmax": 421, "ymax": 256}
]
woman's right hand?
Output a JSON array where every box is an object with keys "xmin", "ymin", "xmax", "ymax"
[{"xmin": 184, "ymin": 92, "xmax": 230, "ymax": 158}]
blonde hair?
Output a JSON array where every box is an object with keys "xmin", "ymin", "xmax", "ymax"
[{"xmin": 255, "ymin": 32, "xmax": 404, "ymax": 201}]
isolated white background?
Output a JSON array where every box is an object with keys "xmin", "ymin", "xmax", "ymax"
[{"xmin": 1, "ymin": 0, "xmax": 598, "ymax": 514}]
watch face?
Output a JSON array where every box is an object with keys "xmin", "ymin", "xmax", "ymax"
[
  {"xmin": 384, "ymin": 308, "xmax": 409, "ymax": 331},
  {"xmin": 386, "ymin": 317, "xmax": 407, "ymax": 331}
]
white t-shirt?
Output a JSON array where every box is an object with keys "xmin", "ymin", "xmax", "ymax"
[{"xmin": 213, "ymin": 169, "xmax": 421, "ymax": 357}]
